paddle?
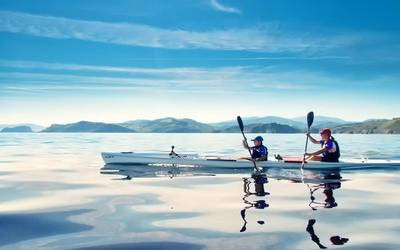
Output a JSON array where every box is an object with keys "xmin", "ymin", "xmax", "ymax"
[
  {"xmin": 302, "ymin": 111, "xmax": 314, "ymax": 168},
  {"xmin": 237, "ymin": 116, "xmax": 260, "ymax": 172}
]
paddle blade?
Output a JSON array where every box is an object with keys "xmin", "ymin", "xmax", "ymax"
[
  {"xmin": 307, "ymin": 111, "xmax": 314, "ymax": 128},
  {"xmin": 237, "ymin": 116, "xmax": 244, "ymax": 132}
]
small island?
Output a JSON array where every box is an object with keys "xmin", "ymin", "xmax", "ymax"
[{"xmin": 1, "ymin": 126, "xmax": 33, "ymax": 133}]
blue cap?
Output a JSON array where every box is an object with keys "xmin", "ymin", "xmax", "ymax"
[{"xmin": 251, "ymin": 136, "xmax": 264, "ymax": 142}]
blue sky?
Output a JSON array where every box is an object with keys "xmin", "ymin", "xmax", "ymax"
[{"xmin": 0, "ymin": 0, "xmax": 399, "ymax": 125}]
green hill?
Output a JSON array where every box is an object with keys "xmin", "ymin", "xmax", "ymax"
[
  {"xmin": 42, "ymin": 121, "xmax": 135, "ymax": 133},
  {"xmin": 121, "ymin": 117, "xmax": 216, "ymax": 133},
  {"xmin": 333, "ymin": 118, "xmax": 400, "ymax": 134}
]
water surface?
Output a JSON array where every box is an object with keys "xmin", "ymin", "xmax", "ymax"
[{"xmin": 0, "ymin": 133, "xmax": 399, "ymax": 250}]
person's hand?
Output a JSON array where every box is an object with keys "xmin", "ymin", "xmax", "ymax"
[
  {"xmin": 306, "ymin": 131, "xmax": 311, "ymax": 137},
  {"xmin": 242, "ymin": 140, "xmax": 248, "ymax": 149}
]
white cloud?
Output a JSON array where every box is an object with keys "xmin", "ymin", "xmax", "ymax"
[
  {"xmin": 2, "ymin": 60, "xmax": 398, "ymax": 96},
  {"xmin": 0, "ymin": 60, "xmax": 319, "ymax": 95},
  {"xmin": 209, "ymin": 0, "xmax": 241, "ymax": 14},
  {"xmin": 0, "ymin": 11, "xmax": 359, "ymax": 53}
]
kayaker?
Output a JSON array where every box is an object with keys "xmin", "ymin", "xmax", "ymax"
[
  {"xmin": 305, "ymin": 128, "xmax": 340, "ymax": 162},
  {"xmin": 241, "ymin": 136, "xmax": 268, "ymax": 161}
]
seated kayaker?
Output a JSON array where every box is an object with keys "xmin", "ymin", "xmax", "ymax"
[
  {"xmin": 241, "ymin": 136, "xmax": 268, "ymax": 161},
  {"xmin": 305, "ymin": 128, "xmax": 340, "ymax": 162}
]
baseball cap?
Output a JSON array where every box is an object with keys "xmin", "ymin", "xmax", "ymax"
[{"xmin": 251, "ymin": 136, "xmax": 264, "ymax": 142}]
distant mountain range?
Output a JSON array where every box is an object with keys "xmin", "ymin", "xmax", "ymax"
[{"xmin": 2, "ymin": 116, "xmax": 399, "ymax": 134}]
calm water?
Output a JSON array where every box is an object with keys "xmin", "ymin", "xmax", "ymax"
[{"xmin": 1, "ymin": 133, "xmax": 400, "ymax": 250}]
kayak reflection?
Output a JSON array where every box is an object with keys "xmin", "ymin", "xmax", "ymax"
[
  {"xmin": 240, "ymin": 172, "xmax": 270, "ymax": 232},
  {"xmin": 100, "ymin": 164, "xmax": 218, "ymax": 179}
]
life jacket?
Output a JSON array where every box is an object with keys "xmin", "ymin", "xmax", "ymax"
[
  {"xmin": 324, "ymin": 137, "xmax": 340, "ymax": 161},
  {"xmin": 252, "ymin": 144, "xmax": 268, "ymax": 159}
]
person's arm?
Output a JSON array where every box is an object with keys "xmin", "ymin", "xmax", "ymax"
[
  {"xmin": 307, "ymin": 133, "xmax": 320, "ymax": 144},
  {"xmin": 242, "ymin": 140, "xmax": 254, "ymax": 150}
]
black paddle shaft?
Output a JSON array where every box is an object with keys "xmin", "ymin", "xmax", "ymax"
[{"xmin": 237, "ymin": 116, "xmax": 260, "ymax": 171}]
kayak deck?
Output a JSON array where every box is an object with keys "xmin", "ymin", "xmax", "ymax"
[{"xmin": 101, "ymin": 152, "xmax": 400, "ymax": 170}]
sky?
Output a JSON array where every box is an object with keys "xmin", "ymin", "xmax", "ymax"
[{"xmin": 0, "ymin": 0, "xmax": 399, "ymax": 126}]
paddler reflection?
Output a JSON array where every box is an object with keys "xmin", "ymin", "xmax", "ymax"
[
  {"xmin": 305, "ymin": 170, "xmax": 349, "ymax": 248},
  {"xmin": 307, "ymin": 170, "xmax": 341, "ymax": 210},
  {"xmin": 240, "ymin": 172, "xmax": 269, "ymax": 232}
]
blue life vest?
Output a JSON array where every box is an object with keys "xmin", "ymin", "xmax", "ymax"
[
  {"xmin": 320, "ymin": 137, "xmax": 340, "ymax": 162},
  {"xmin": 252, "ymin": 144, "xmax": 268, "ymax": 160}
]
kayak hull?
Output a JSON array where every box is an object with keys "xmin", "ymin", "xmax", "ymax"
[{"xmin": 101, "ymin": 152, "xmax": 400, "ymax": 170}]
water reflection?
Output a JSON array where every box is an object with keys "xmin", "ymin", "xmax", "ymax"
[
  {"xmin": 240, "ymin": 172, "xmax": 269, "ymax": 232},
  {"xmin": 302, "ymin": 170, "xmax": 350, "ymax": 249},
  {"xmin": 258, "ymin": 168, "xmax": 351, "ymax": 249},
  {"xmin": 306, "ymin": 219, "xmax": 349, "ymax": 249},
  {"xmin": 306, "ymin": 219, "xmax": 327, "ymax": 249},
  {"xmin": 0, "ymin": 209, "xmax": 93, "ymax": 247},
  {"xmin": 2, "ymin": 134, "xmax": 400, "ymax": 249},
  {"xmin": 101, "ymin": 164, "xmax": 216, "ymax": 179},
  {"xmin": 306, "ymin": 171, "xmax": 342, "ymax": 210},
  {"xmin": 101, "ymin": 165, "xmax": 353, "ymax": 248},
  {"xmin": 74, "ymin": 242, "xmax": 205, "ymax": 250}
]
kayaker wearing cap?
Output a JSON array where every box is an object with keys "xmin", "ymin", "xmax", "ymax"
[
  {"xmin": 241, "ymin": 136, "xmax": 268, "ymax": 161},
  {"xmin": 305, "ymin": 128, "xmax": 340, "ymax": 162}
]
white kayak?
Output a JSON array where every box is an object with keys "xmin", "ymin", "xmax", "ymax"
[{"xmin": 101, "ymin": 152, "xmax": 400, "ymax": 170}]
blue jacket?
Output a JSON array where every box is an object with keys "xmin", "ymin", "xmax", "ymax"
[{"xmin": 252, "ymin": 144, "xmax": 268, "ymax": 160}]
